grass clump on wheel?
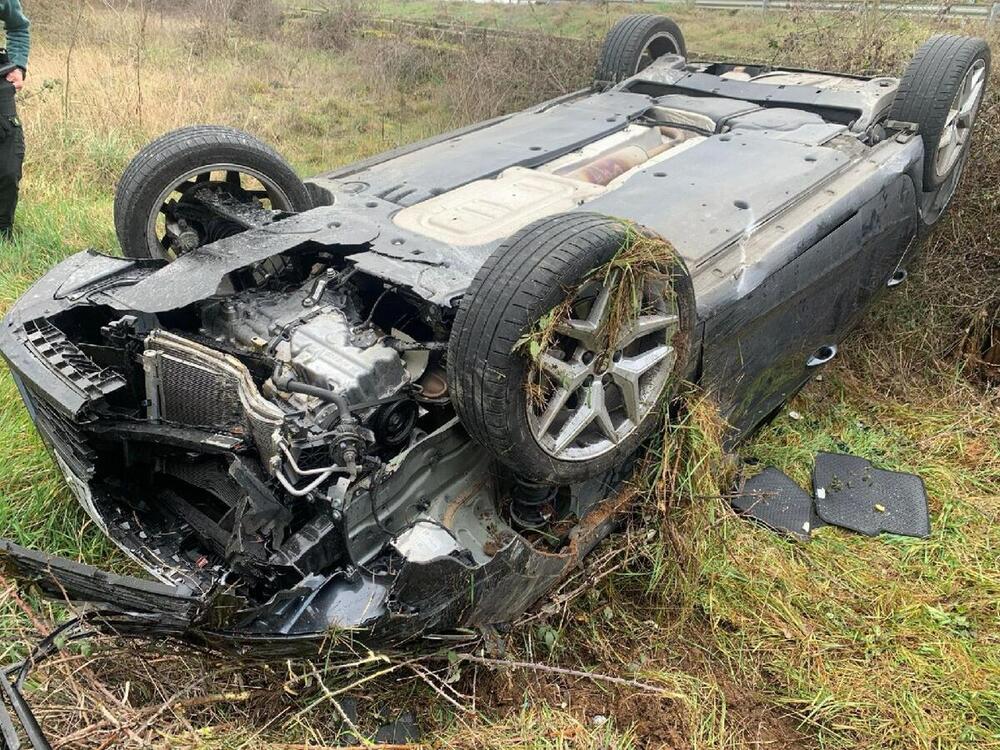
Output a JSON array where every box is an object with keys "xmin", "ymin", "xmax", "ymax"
[
  {"xmin": 516, "ymin": 222, "xmax": 682, "ymax": 410},
  {"xmin": 448, "ymin": 212, "xmax": 694, "ymax": 485}
]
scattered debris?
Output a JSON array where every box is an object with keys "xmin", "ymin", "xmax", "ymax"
[
  {"xmin": 734, "ymin": 453, "xmax": 930, "ymax": 540},
  {"xmin": 374, "ymin": 711, "xmax": 421, "ymax": 744},
  {"xmin": 732, "ymin": 467, "xmax": 824, "ymax": 541},
  {"xmin": 812, "ymin": 452, "xmax": 930, "ymax": 538}
]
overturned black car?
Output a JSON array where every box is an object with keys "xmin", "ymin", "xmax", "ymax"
[{"xmin": 0, "ymin": 15, "xmax": 989, "ymax": 679}]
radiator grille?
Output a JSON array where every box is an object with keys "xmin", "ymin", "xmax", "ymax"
[
  {"xmin": 24, "ymin": 386, "xmax": 96, "ymax": 479},
  {"xmin": 158, "ymin": 354, "xmax": 246, "ymax": 430}
]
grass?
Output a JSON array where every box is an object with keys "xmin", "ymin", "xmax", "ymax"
[{"xmin": 0, "ymin": 1, "xmax": 998, "ymax": 748}]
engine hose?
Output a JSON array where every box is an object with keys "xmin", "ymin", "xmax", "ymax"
[
  {"xmin": 284, "ymin": 380, "xmax": 353, "ymax": 423},
  {"xmin": 510, "ymin": 476, "xmax": 558, "ymax": 531}
]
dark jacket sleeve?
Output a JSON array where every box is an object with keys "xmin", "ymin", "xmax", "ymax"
[{"xmin": 2, "ymin": 0, "xmax": 30, "ymax": 71}]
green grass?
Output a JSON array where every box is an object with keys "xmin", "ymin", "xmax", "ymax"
[
  {"xmin": 376, "ymin": 0, "xmax": 939, "ymax": 61},
  {"xmin": 1, "ymin": 2, "xmax": 998, "ymax": 748}
]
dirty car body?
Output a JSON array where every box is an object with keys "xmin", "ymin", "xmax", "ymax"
[{"xmin": 0, "ymin": 44, "xmax": 977, "ymax": 669}]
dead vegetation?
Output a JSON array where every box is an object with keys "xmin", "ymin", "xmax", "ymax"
[
  {"xmin": 299, "ymin": 1, "xmax": 375, "ymax": 52},
  {"xmin": 960, "ymin": 304, "xmax": 1000, "ymax": 382},
  {"xmin": 310, "ymin": 7, "xmax": 599, "ymax": 122}
]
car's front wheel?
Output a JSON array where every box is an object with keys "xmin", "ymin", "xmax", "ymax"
[
  {"xmin": 114, "ymin": 125, "xmax": 312, "ymax": 260},
  {"xmin": 448, "ymin": 213, "xmax": 695, "ymax": 486}
]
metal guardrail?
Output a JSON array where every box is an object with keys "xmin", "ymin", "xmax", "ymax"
[{"xmin": 691, "ymin": 0, "xmax": 1000, "ymax": 21}]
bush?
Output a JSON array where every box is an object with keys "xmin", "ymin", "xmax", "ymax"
[
  {"xmin": 442, "ymin": 32, "xmax": 597, "ymax": 121},
  {"xmin": 299, "ymin": 0, "xmax": 375, "ymax": 53},
  {"xmin": 159, "ymin": 0, "xmax": 285, "ymax": 36},
  {"xmin": 357, "ymin": 23, "xmax": 598, "ymax": 125}
]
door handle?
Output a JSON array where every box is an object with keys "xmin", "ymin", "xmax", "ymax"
[{"xmin": 806, "ymin": 345, "xmax": 837, "ymax": 367}]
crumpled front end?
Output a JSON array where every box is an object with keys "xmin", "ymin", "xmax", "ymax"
[{"xmin": 0, "ymin": 240, "xmax": 633, "ymax": 653}]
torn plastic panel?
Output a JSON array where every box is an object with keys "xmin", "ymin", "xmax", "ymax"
[{"xmin": 0, "ymin": 416, "xmax": 631, "ymax": 642}]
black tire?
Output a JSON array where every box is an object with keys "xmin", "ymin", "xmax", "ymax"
[
  {"xmin": 448, "ymin": 212, "xmax": 695, "ymax": 486},
  {"xmin": 889, "ymin": 35, "xmax": 990, "ymax": 191},
  {"xmin": 595, "ymin": 14, "xmax": 686, "ymax": 86},
  {"xmin": 114, "ymin": 125, "xmax": 312, "ymax": 259}
]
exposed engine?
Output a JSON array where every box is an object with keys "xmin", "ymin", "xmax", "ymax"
[
  {"xmin": 36, "ymin": 252, "xmax": 455, "ymax": 597},
  {"xmin": 197, "ymin": 279, "xmax": 416, "ymax": 495}
]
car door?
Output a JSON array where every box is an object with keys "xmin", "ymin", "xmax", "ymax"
[{"xmin": 701, "ymin": 173, "xmax": 917, "ymax": 437}]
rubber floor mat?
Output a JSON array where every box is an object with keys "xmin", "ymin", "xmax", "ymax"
[
  {"xmin": 733, "ymin": 467, "xmax": 824, "ymax": 541},
  {"xmin": 812, "ymin": 452, "xmax": 930, "ymax": 538}
]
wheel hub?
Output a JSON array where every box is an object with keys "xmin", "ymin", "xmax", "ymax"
[{"xmin": 147, "ymin": 163, "xmax": 296, "ymax": 261}]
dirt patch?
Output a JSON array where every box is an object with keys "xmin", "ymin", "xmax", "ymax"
[
  {"xmin": 465, "ymin": 643, "xmax": 814, "ymax": 749},
  {"xmin": 473, "ymin": 667, "xmax": 691, "ymax": 748}
]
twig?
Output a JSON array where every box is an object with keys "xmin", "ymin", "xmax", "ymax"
[
  {"xmin": 325, "ymin": 689, "xmax": 364, "ymax": 744},
  {"xmin": 54, "ymin": 680, "xmax": 228, "ymax": 748},
  {"xmin": 284, "ymin": 658, "xmax": 417, "ymax": 727},
  {"xmin": 63, "ymin": 0, "xmax": 86, "ymax": 124},
  {"xmin": 446, "ymin": 654, "xmax": 685, "ymax": 699},
  {"xmin": 406, "ymin": 662, "xmax": 472, "ymax": 715},
  {"xmin": 134, "ymin": 0, "xmax": 152, "ymax": 127},
  {"xmin": 0, "ymin": 574, "xmax": 52, "ymax": 634}
]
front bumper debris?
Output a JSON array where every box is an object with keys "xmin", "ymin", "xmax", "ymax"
[{"xmin": 0, "ymin": 541, "xmax": 206, "ymax": 749}]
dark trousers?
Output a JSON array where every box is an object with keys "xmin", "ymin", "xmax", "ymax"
[{"xmin": 0, "ymin": 80, "xmax": 23, "ymax": 237}]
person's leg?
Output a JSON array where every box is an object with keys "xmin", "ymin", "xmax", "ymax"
[{"xmin": 0, "ymin": 81, "xmax": 23, "ymax": 239}]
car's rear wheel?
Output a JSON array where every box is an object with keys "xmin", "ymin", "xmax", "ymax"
[
  {"xmin": 448, "ymin": 213, "xmax": 695, "ymax": 486},
  {"xmin": 595, "ymin": 14, "xmax": 686, "ymax": 86},
  {"xmin": 114, "ymin": 125, "xmax": 312, "ymax": 260},
  {"xmin": 889, "ymin": 35, "xmax": 989, "ymax": 210}
]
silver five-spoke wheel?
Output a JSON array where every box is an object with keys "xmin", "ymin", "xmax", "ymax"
[
  {"xmin": 449, "ymin": 212, "xmax": 693, "ymax": 485},
  {"xmin": 527, "ymin": 269, "xmax": 679, "ymax": 462}
]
